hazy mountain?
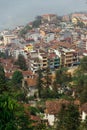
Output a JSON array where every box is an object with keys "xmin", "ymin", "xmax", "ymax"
[{"xmin": 0, "ymin": 0, "xmax": 87, "ymax": 30}]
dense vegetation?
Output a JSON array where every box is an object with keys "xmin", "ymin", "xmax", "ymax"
[
  {"xmin": 0, "ymin": 56, "xmax": 87, "ymax": 130},
  {"xmin": 19, "ymin": 16, "xmax": 42, "ymax": 37},
  {"xmin": 56, "ymin": 104, "xmax": 80, "ymax": 130},
  {"xmin": 15, "ymin": 54, "xmax": 28, "ymax": 71}
]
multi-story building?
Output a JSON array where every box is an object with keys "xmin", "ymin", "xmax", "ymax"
[
  {"xmin": 48, "ymin": 53, "xmax": 60, "ymax": 70},
  {"xmin": 61, "ymin": 48, "xmax": 78, "ymax": 67},
  {"xmin": 30, "ymin": 57, "xmax": 40, "ymax": 73},
  {"xmin": 39, "ymin": 53, "xmax": 48, "ymax": 70},
  {"xmin": 12, "ymin": 49, "xmax": 28, "ymax": 59},
  {"xmin": 29, "ymin": 49, "xmax": 48, "ymax": 73},
  {"xmin": 3, "ymin": 33, "xmax": 17, "ymax": 45},
  {"xmin": 24, "ymin": 44, "xmax": 33, "ymax": 52},
  {"xmin": 42, "ymin": 14, "xmax": 58, "ymax": 22}
]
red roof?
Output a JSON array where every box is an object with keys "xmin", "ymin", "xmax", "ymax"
[
  {"xmin": 45, "ymin": 99, "xmax": 69, "ymax": 115},
  {"xmin": 81, "ymin": 103, "xmax": 87, "ymax": 113},
  {"xmin": 22, "ymin": 70, "xmax": 33, "ymax": 76},
  {"xmin": 48, "ymin": 53, "xmax": 56, "ymax": 58}
]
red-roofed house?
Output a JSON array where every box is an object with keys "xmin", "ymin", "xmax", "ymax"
[{"xmin": 44, "ymin": 99, "xmax": 69, "ymax": 126}]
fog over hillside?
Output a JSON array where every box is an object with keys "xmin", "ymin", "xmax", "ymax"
[{"xmin": 0, "ymin": 0, "xmax": 87, "ymax": 30}]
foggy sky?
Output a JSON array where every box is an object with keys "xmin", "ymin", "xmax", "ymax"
[{"xmin": 0, "ymin": 0, "xmax": 87, "ymax": 30}]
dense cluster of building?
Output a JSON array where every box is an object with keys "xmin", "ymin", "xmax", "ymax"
[
  {"xmin": 0, "ymin": 13, "xmax": 87, "ymax": 125},
  {"xmin": 0, "ymin": 13, "xmax": 87, "ymax": 73}
]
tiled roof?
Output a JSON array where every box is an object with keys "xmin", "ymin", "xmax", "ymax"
[
  {"xmin": 48, "ymin": 53, "xmax": 56, "ymax": 58},
  {"xmin": 81, "ymin": 103, "xmax": 87, "ymax": 113},
  {"xmin": 22, "ymin": 70, "xmax": 33, "ymax": 76},
  {"xmin": 31, "ymin": 115, "xmax": 41, "ymax": 121},
  {"xmin": 45, "ymin": 99, "xmax": 69, "ymax": 115},
  {"xmin": 25, "ymin": 77, "xmax": 37, "ymax": 87},
  {"xmin": 5, "ymin": 72, "xmax": 13, "ymax": 79}
]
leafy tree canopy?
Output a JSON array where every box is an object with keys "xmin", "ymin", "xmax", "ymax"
[
  {"xmin": 73, "ymin": 66, "xmax": 87, "ymax": 104},
  {"xmin": 55, "ymin": 67, "xmax": 71, "ymax": 87},
  {"xmin": 0, "ymin": 93, "xmax": 33, "ymax": 130},
  {"xmin": 16, "ymin": 54, "xmax": 28, "ymax": 70},
  {"xmin": 20, "ymin": 25, "xmax": 32, "ymax": 37},
  {"xmin": 80, "ymin": 56, "xmax": 87, "ymax": 72},
  {"xmin": 0, "ymin": 64, "xmax": 7, "ymax": 94},
  {"xmin": 56, "ymin": 104, "xmax": 80, "ymax": 130},
  {"xmin": 12, "ymin": 70, "xmax": 23, "ymax": 85}
]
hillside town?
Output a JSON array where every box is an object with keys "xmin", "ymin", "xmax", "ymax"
[{"xmin": 0, "ymin": 12, "xmax": 87, "ymax": 130}]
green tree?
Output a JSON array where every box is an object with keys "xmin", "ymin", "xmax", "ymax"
[
  {"xmin": 37, "ymin": 67, "xmax": 59, "ymax": 99},
  {"xmin": 55, "ymin": 67, "xmax": 71, "ymax": 87},
  {"xmin": 0, "ymin": 52, "xmax": 7, "ymax": 59},
  {"xmin": 40, "ymin": 67, "xmax": 53, "ymax": 98},
  {"xmin": 0, "ymin": 35, "xmax": 3, "ymax": 41},
  {"xmin": 35, "ymin": 122, "xmax": 46, "ymax": 130},
  {"xmin": 0, "ymin": 64, "xmax": 7, "ymax": 94},
  {"xmin": 73, "ymin": 70, "xmax": 87, "ymax": 103},
  {"xmin": 16, "ymin": 54, "xmax": 28, "ymax": 70},
  {"xmin": 6, "ymin": 79, "xmax": 28, "ymax": 103},
  {"xmin": 80, "ymin": 56, "xmax": 87, "ymax": 72},
  {"xmin": 77, "ymin": 20, "xmax": 85, "ymax": 28},
  {"xmin": 79, "ymin": 85, "xmax": 87, "ymax": 104},
  {"xmin": 0, "ymin": 94, "xmax": 17, "ymax": 130},
  {"xmin": 41, "ymin": 88, "xmax": 59, "ymax": 99},
  {"xmin": 73, "ymin": 56, "xmax": 87, "ymax": 103},
  {"xmin": 80, "ymin": 116, "xmax": 87, "ymax": 130},
  {"xmin": 37, "ymin": 68, "xmax": 43, "ymax": 98},
  {"xmin": 32, "ymin": 16, "xmax": 42, "ymax": 28},
  {"xmin": 56, "ymin": 103, "xmax": 80, "ymax": 130},
  {"xmin": 29, "ymin": 106, "xmax": 40, "ymax": 115},
  {"xmin": 0, "ymin": 93, "xmax": 33, "ymax": 130},
  {"xmin": 43, "ymin": 67, "xmax": 52, "ymax": 88},
  {"xmin": 35, "ymin": 16, "xmax": 42, "ymax": 21},
  {"xmin": 16, "ymin": 107, "xmax": 33, "ymax": 130},
  {"xmin": 19, "ymin": 25, "xmax": 32, "ymax": 37},
  {"xmin": 12, "ymin": 70, "xmax": 23, "ymax": 85}
]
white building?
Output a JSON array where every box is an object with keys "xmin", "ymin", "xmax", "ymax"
[
  {"xmin": 3, "ymin": 33, "xmax": 17, "ymax": 45},
  {"xmin": 81, "ymin": 103, "xmax": 87, "ymax": 121}
]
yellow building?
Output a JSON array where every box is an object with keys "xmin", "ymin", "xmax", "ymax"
[
  {"xmin": 40, "ymin": 30, "xmax": 46, "ymax": 37},
  {"xmin": 24, "ymin": 44, "xmax": 33, "ymax": 52},
  {"xmin": 72, "ymin": 17, "xmax": 78, "ymax": 25}
]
